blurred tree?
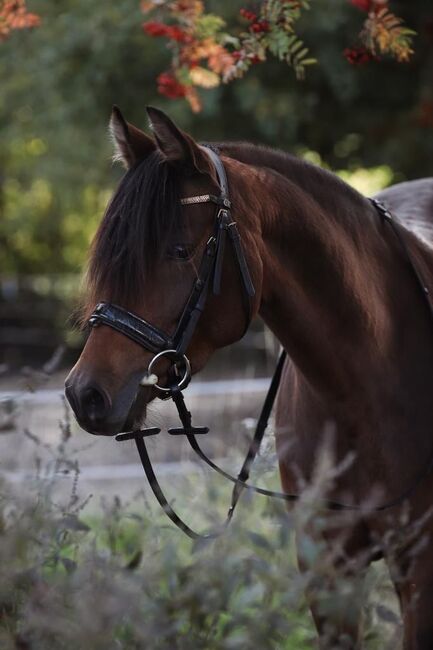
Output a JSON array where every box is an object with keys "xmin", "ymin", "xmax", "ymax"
[
  {"xmin": 141, "ymin": 0, "xmax": 415, "ymax": 111},
  {"xmin": 0, "ymin": 0, "xmax": 431, "ymax": 278}
]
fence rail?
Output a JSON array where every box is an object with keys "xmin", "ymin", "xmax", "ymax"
[{"xmin": 0, "ymin": 274, "xmax": 279, "ymax": 373}]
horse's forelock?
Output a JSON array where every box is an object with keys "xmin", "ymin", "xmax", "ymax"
[{"xmin": 79, "ymin": 151, "xmax": 181, "ymax": 325}]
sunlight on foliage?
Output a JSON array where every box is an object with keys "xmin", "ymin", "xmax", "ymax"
[
  {"xmin": 338, "ymin": 165, "xmax": 394, "ymax": 196},
  {"xmin": 300, "ymin": 149, "xmax": 393, "ymax": 196}
]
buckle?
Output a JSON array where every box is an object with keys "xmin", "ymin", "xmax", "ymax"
[
  {"xmin": 371, "ymin": 198, "xmax": 393, "ymax": 222},
  {"xmin": 146, "ymin": 350, "xmax": 192, "ymax": 395}
]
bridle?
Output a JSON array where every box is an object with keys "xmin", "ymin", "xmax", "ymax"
[
  {"xmin": 88, "ymin": 146, "xmax": 433, "ymax": 540},
  {"xmin": 89, "ymin": 146, "xmax": 254, "ymax": 384}
]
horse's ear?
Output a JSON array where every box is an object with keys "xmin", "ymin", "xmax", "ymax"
[
  {"xmin": 109, "ymin": 106, "xmax": 156, "ymax": 169},
  {"xmin": 146, "ymin": 106, "xmax": 214, "ymax": 176}
]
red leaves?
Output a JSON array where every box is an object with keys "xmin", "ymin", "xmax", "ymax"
[
  {"xmin": 143, "ymin": 21, "xmax": 168, "ymax": 37},
  {"xmin": 168, "ymin": 26, "xmax": 190, "ymax": 42},
  {"xmin": 143, "ymin": 21, "xmax": 190, "ymax": 43},
  {"xmin": 344, "ymin": 46, "xmax": 374, "ymax": 64},
  {"xmin": 240, "ymin": 9, "xmax": 269, "ymax": 33},
  {"xmin": 157, "ymin": 72, "xmax": 187, "ymax": 99},
  {"xmin": 0, "ymin": 0, "xmax": 40, "ymax": 41},
  {"xmin": 350, "ymin": 0, "xmax": 373, "ymax": 11},
  {"xmin": 240, "ymin": 9, "xmax": 257, "ymax": 23},
  {"xmin": 141, "ymin": 0, "xmax": 415, "ymax": 111},
  {"xmin": 350, "ymin": 0, "xmax": 390, "ymax": 14},
  {"xmin": 250, "ymin": 20, "xmax": 270, "ymax": 34}
]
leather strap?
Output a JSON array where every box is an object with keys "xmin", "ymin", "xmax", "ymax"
[
  {"xmin": 89, "ymin": 303, "xmax": 171, "ymax": 353},
  {"xmin": 227, "ymin": 221, "xmax": 255, "ymax": 298},
  {"xmin": 122, "ymin": 350, "xmax": 287, "ymax": 539},
  {"xmin": 173, "ymin": 235, "xmax": 217, "ymax": 356},
  {"xmin": 212, "ymin": 212, "xmax": 228, "ymax": 295},
  {"xmin": 371, "ymin": 198, "xmax": 433, "ymax": 318},
  {"xmin": 133, "ymin": 434, "xmax": 225, "ymax": 539},
  {"xmin": 202, "ymin": 145, "xmax": 230, "ymax": 200}
]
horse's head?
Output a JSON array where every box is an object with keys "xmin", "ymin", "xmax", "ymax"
[{"xmin": 65, "ymin": 107, "xmax": 262, "ymax": 435}]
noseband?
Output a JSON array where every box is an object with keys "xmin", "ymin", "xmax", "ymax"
[{"xmin": 88, "ymin": 148, "xmax": 433, "ymax": 540}]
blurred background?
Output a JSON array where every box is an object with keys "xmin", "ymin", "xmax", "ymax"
[
  {"xmin": 1, "ymin": 0, "xmax": 432, "ymax": 373},
  {"xmin": 0, "ymin": 5, "xmax": 431, "ymax": 644},
  {"xmin": 0, "ymin": 0, "xmax": 432, "ymax": 472}
]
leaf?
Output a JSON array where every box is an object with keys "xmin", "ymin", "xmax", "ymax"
[
  {"xmin": 194, "ymin": 14, "xmax": 225, "ymax": 40},
  {"xmin": 176, "ymin": 65, "xmax": 193, "ymax": 85},
  {"xmin": 302, "ymin": 58, "xmax": 317, "ymax": 66},
  {"xmin": 189, "ymin": 66, "xmax": 220, "ymax": 88},
  {"xmin": 363, "ymin": 7, "xmax": 415, "ymax": 61},
  {"xmin": 185, "ymin": 87, "xmax": 202, "ymax": 113},
  {"xmin": 267, "ymin": 30, "xmax": 291, "ymax": 60},
  {"xmin": 222, "ymin": 34, "xmax": 240, "ymax": 48},
  {"xmin": 60, "ymin": 514, "xmax": 90, "ymax": 532},
  {"xmin": 140, "ymin": 1, "xmax": 157, "ymax": 14}
]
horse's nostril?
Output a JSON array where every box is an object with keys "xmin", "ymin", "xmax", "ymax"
[{"xmin": 81, "ymin": 385, "xmax": 111, "ymax": 422}]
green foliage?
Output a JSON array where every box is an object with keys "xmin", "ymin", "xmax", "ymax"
[
  {"xmin": 0, "ymin": 410, "xmax": 401, "ymax": 650},
  {"xmin": 0, "ymin": 0, "xmax": 431, "ymax": 278},
  {"xmin": 265, "ymin": 0, "xmax": 316, "ymax": 80},
  {"xmin": 0, "ymin": 0, "xmax": 157, "ymax": 275},
  {"xmin": 284, "ymin": 35, "xmax": 315, "ymax": 80},
  {"xmin": 195, "ymin": 14, "xmax": 227, "ymax": 40},
  {"xmin": 363, "ymin": 7, "xmax": 416, "ymax": 61}
]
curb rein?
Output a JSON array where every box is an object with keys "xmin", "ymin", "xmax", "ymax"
[{"xmin": 88, "ymin": 148, "xmax": 433, "ymax": 540}]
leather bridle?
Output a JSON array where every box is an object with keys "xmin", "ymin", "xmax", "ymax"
[
  {"xmin": 88, "ymin": 147, "xmax": 433, "ymax": 540},
  {"xmin": 89, "ymin": 146, "xmax": 254, "ymax": 380}
]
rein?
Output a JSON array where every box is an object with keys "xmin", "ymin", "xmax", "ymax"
[{"xmin": 89, "ymin": 148, "xmax": 433, "ymax": 540}]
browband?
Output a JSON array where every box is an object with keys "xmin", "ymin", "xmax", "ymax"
[{"xmin": 180, "ymin": 194, "xmax": 231, "ymax": 208}]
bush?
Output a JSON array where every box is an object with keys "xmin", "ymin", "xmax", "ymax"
[{"xmin": 0, "ymin": 404, "xmax": 400, "ymax": 649}]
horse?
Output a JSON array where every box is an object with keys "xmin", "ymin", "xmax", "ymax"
[{"xmin": 65, "ymin": 105, "xmax": 433, "ymax": 649}]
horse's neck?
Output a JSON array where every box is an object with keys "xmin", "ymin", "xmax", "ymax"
[
  {"xmin": 247, "ymin": 160, "xmax": 433, "ymax": 496},
  {"xmin": 223, "ymin": 147, "xmax": 433, "ymax": 495},
  {"xmin": 252, "ymin": 163, "xmax": 393, "ymax": 399},
  {"xmin": 231, "ymin": 155, "xmax": 433, "ymax": 421}
]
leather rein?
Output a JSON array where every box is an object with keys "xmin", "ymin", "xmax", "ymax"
[{"xmin": 89, "ymin": 146, "xmax": 433, "ymax": 540}]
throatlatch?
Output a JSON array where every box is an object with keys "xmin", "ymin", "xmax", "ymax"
[{"xmin": 88, "ymin": 145, "xmax": 433, "ymax": 540}]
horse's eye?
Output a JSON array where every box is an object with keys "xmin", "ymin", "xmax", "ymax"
[{"xmin": 168, "ymin": 244, "xmax": 193, "ymax": 260}]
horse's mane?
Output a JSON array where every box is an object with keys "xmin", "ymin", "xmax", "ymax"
[
  {"xmin": 81, "ymin": 150, "xmax": 181, "ymax": 323},
  {"xmin": 219, "ymin": 141, "xmax": 369, "ymax": 217},
  {"xmin": 80, "ymin": 140, "xmax": 391, "ymax": 325}
]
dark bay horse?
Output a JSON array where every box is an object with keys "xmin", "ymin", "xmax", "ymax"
[{"xmin": 65, "ymin": 106, "xmax": 433, "ymax": 649}]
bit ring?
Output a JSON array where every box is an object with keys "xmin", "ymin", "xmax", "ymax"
[{"xmin": 147, "ymin": 350, "xmax": 191, "ymax": 394}]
